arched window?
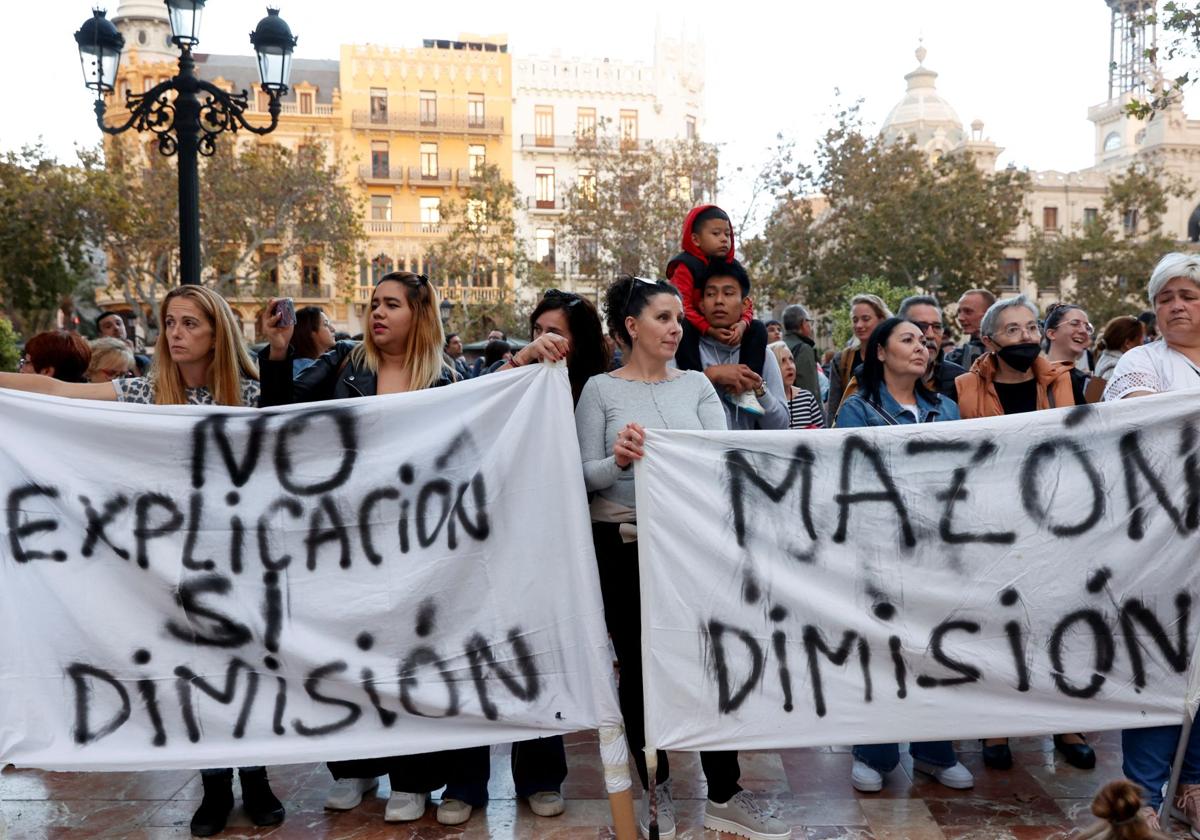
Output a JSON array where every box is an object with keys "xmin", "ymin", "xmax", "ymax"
[
  {"xmin": 370, "ymin": 253, "xmax": 393, "ymax": 283},
  {"xmin": 1103, "ymin": 132, "xmax": 1122, "ymax": 152}
]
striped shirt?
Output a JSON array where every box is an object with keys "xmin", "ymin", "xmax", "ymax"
[{"xmin": 786, "ymin": 388, "xmax": 825, "ymax": 429}]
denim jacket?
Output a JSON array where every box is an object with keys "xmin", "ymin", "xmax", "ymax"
[{"xmin": 835, "ymin": 384, "xmax": 960, "ymax": 428}]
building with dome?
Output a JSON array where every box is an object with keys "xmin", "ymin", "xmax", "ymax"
[{"xmin": 880, "ymin": 0, "xmax": 1200, "ymax": 304}]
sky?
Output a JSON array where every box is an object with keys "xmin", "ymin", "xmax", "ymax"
[{"xmin": 5, "ymin": 0, "xmax": 1154, "ymax": 230}]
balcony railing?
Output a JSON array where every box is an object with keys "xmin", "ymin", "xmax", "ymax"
[
  {"xmin": 407, "ymin": 167, "xmax": 454, "ymax": 187},
  {"xmin": 280, "ymin": 283, "xmax": 334, "ymax": 300},
  {"xmin": 351, "ymin": 110, "xmax": 505, "ymax": 134},
  {"xmin": 519, "ymin": 133, "xmax": 648, "ymax": 152},
  {"xmin": 278, "ymin": 101, "xmax": 335, "ymax": 116},
  {"xmin": 526, "ymin": 196, "xmax": 562, "ymax": 212},
  {"xmin": 358, "ymin": 164, "xmax": 406, "ymax": 185},
  {"xmin": 365, "ymin": 220, "xmax": 448, "ymax": 235},
  {"xmin": 456, "ymin": 167, "xmax": 481, "ymax": 187}
]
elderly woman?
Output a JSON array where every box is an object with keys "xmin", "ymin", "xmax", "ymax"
[
  {"xmin": 955, "ymin": 295, "xmax": 1094, "ymax": 772},
  {"xmin": 1105, "ymin": 253, "xmax": 1200, "ymax": 833},
  {"xmin": 826, "ymin": 293, "xmax": 892, "ymax": 419},
  {"xmin": 85, "ymin": 337, "xmax": 136, "ymax": 383}
]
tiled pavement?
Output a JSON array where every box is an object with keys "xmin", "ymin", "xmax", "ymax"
[{"xmin": 1, "ymin": 730, "xmax": 1192, "ymax": 838}]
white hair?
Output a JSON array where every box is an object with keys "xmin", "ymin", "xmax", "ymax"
[
  {"xmin": 1147, "ymin": 252, "xmax": 1200, "ymax": 304},
  {"xmin": 980, "ymin": 294, "xmax": 1039, "ymax": 339}
]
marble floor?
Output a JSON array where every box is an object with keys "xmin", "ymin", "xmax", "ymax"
[{"xmin": 1, "ymin": 730, "xmax": 1192, "ymax": 839}]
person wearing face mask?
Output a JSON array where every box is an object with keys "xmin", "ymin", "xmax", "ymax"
[{"xmin": 954, "ymin": 295, "xmax": 1091, "ymax": 773}]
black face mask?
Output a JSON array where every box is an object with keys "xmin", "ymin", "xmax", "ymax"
[{"xmin": 996, "ymin": 342, "xmax": 1040, "ymax": 373}]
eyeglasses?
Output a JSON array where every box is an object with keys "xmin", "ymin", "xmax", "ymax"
[
  {"xmin": 1057, "ymin": 318, "xmax": 1095, "ymax": 336},
  {"xmin": 623, "ymin": 276, "xmax": 661, "ymax": 314},
  {"xmin": 17, "ymin": 354, "xmax": 30, "ymax": 370},
  {"xmin": 909, "ymin": 320, "xmax": 944, "ymax": 334},
  {"xmin": 544, "ymin": 289, "xmax": 584, "ymax": 308},
  {"xmin": 994, "ymin": 322, "xmax": 1042, "ymax": 340}
]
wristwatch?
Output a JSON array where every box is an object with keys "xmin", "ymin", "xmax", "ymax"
[{"xmin": 754, "ymin": 385, "xmax": 766, "ymax": 398}]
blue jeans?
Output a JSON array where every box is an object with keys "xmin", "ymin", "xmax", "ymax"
[
  {"xmin": 1123, "ymin": 725, "xmax": 1200, "ymax": 809},
  {"xmin": 853, "ymin": 741, "xmax": 956, "ymax": 774}
]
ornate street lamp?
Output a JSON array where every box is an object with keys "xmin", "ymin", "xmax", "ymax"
[
  {"xmin": 439, "ymin": 297, "xmax": 454, "ymax": 326},
  {"xmin": 75, "ymin": 4, "xmax": 298, "ymax": 285}
]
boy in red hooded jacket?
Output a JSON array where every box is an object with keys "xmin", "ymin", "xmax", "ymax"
[{"xmin": 667, "ymin": 204, "xmax": 768, "ymax": 414}]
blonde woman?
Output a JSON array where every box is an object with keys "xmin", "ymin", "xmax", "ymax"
[
  {"xmin": 85, "ymin": 336, "xmax": 136, "ymax": 383},
  {"xmin": 0, "ymin": 285, "xmax": 258, "ymax": 407},
  {"xmin": 260, "ymin": 271, "xmax": 454, "ymax": 404},
  {"xmin": 0, "ymin": 286, "xmax": 278, "ymax": 836},
  {"xmin": 826, "ymin": 293, "xmax": 892, "ymax": 419},
  {"xmin": 259, "ymin": 270, "xmax": 460, "ymax": 826}
]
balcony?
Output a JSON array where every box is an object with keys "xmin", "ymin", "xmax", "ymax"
[
  {"xmin": 407, "ymin": 167, "xmax": 454, "ymax": 187},
  {"xmin": 526, "ymin": 196, "xmax": 563, "ymax": 214},
  {"xmin": 358, "ymin": 164, "xmax": 406, "ymax": 185},
  {"xmin": 351, "ymin": 110, "xmax": 505, "ymax": 135},
  {"xmin": 520, "ymin": 134, "xmax": 579, "ymax": 151},
  {"xmin": 456, "ymin": 168, "xmax": 481, "ymax": 187},
  {"xmin": 280, "ymin": 283, "xmax": 334, "ymax": 300},
  {"xmin": 277, "ymin": 101, "xmax": 335, "ymax": 116},
  {"xmin": 365, "ymin": 220, "xmax": 448, "ymax": 236},
  {"xmin": 355, "ymin": 284, "xmax": 505, "ymax": 306}
]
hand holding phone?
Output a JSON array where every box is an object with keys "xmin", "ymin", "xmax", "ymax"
[{"xmin": 273, "ymin": 297, "xmax": 296, "ymax": 327}]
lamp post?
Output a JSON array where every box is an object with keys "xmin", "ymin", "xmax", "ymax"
[
  {"xmin": 439, "ymin": 297, "xmax": 454, "ymax": 327},
  {"xmin": 75, "ymin": 2, "xmax": 297, "ymax": 286}
]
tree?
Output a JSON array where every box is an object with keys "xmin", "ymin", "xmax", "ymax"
[
  {"xmin": 1028, "ymin": 162, "xmax": 1192, "ymax": 323},
  {"xmin": 0, "ymin": 316, "xmax": 20, "ymax": 372},
  {"xmin": 745, "ymin": 104, "xmax": 1030, "ymax": 310},
  {"xmin": 427, "ymin": 163, "xmax": 532, "ymax": 338},
  {"xmin": 0, "ymin": 146, "xmax": 101, "ymax": 334},
  {"xmin": 1127, "ymin": 2, "xmax": 1200, "ymax": 118},
  {"xmin": 88, "ymin": 135, "xmax": 363, "ymax": 335},
  {"xmin": 560, "ymin": 123, "xmax": 720, "ymax": 297}
]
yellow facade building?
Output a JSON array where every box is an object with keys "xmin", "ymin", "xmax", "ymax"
[
  {"xmin": 99, "ymin": 2, "xmax": 512, "ymax": 336},
  {"xmin": 342, "ymin": 35, "xmax": 512, "ymax": 318}
]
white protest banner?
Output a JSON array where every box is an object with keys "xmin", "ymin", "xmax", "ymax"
[
  {"xmin": 637, "ymin": 392, "xmax": 1200, "ymax": 752},
  {"xmin": 0, "ymin": 364, "xmax": 623, "ymax": 771}
]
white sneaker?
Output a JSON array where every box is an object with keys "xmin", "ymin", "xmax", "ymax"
[
  {"xmin": 851, "ymin": 760, "xmax": 883, "ymax": 793},
  {"xmin": 636, "ymin": 782, "xmax": 676, "ymax": 840},
  {"xmin": 703, "ymin": 790, "xmax": 791, "ymax": 840},
  {"xmin": 528, "ymin": 790, "xmax": 565, "ymax": 817},
  {"xmin": 384, "ymin": 791, "xmax": 428, "ymax": 822},
  {"xmin": 729, "ymin": 390, "xmax": 766, "ymax": 417},
  {"xmin": 324, "ymin": 776, "xmax": 378, "ymax": 810},
  {"xmin": 913, "ymin": 759, "xmax": 974, "ymax": 790},
  {"xmin": 436, "ymin": 797, "xmax": 473, "ymax": 826}
]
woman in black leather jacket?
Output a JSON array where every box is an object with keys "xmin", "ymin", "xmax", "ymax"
[{"xmin": 258, "ymin": 271, "xmax": 460, "ymax": 825}]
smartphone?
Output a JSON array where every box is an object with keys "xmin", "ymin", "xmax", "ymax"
[{"xmin": 273, "ymin": 298, "xmax": 296, "ymax": 327}]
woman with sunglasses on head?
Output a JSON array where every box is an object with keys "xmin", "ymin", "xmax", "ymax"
[
  {"xmin": 438, "ymin": 289, "xmax": 610, "ymax": 824},
  {"xmin": 1043, "ymin": 303, "xmax": 1100, "ymax": 403},
  {"xmin": 85, "ymin": 337, "xmax": 136, "ymax": 383},
  {"xmin": 1, "ymin": 287, "xmax": 281, "ymax": 838},
  {"xmin": 259, "ymin": 271, "xmax": 460, "ymax": 827},
  {"xmin": 575, "ymin": 275, "xmax": 789, "ymax": 840}
]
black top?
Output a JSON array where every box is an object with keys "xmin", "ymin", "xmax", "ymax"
[
  {"xmin": 993, "ymin": 378, "xmax": 1038, "ymax": 415},
  {"xmin": 258, "ymin": 340, "xmax": 456, "ymax": 406},
  {"xmin": 1068, "ymin": 367, "xmax": 1088, "ymax": 406}
]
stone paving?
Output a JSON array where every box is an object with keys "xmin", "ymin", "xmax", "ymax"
[{"xmin": 2, "ymin": 730, "xmax": 1192, "ymax": 838}]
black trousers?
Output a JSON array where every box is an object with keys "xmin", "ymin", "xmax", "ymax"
[
  {"xmin": 328, "ymin": 750, "xmax": 467, "ymax": 793},
  {"xmin": 592, "ymin": 522, "xmax": 741, "ymax": 803},
  {"xmin": 442, "ymin": 737, "xmax": 568, "ymax": 806}
]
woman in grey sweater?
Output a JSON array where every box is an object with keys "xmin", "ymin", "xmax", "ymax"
[{"xmin": 575, "ymin": 275, "xmax": 789, "ymax": 840}]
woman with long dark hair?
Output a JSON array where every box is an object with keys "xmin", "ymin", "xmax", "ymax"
[
  {"xmin": 290, "ymin": 305, "xmax": 336, "ymax": 376},
  {"xmin": 496, "ymin": 288, "xmax": 610, "ymax": 404},
  {"xmin": 833, "ymin": 318, "xmax": 969, "ymax": 795},
  {"xmin": 574, "ymin": 275, "xmax": 788, "ymax": 840}
]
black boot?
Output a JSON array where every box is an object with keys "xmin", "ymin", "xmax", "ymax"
[
  {"xmin": 190, "ymin": 769, "xmax": 234, "ymax": 837},
  {"xmin": 239, "ymin": 767, "xmax": 286, "ymax": 827}
]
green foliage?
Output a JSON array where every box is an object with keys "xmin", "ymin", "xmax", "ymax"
[
  {"xmin": 1028, "ymin": 162, "xmax": 1192, "ymax": 323},
  {"xmin": 88, "ymin": 134, "xmax": 363, "ymax": 333},
  {"xmin": 826, "ymin": 277, "xmax": 918, "ymax": 348},
  {"xmin": 0, "ymin": 316, "xmax": 20, "ymax": 372},
  {"xmin": 1126, "ymin": 1, "xmax": 1200, "ymax": 118},
  {"xmin": 0, "ymin": 146, "xmax": 100, "ymax": 333},
  {"xmin": 559, "ymin": 122, "xmax": 719, "ymax": 298},
  {"xmin": 746, "ymin": 104, "xmax": 1029, "ymax": 312}
]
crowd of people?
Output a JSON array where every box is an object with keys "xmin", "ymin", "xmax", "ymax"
[{"xmin": 3, "ymin": 202, "xmax": 1200, "ymax": 839}]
